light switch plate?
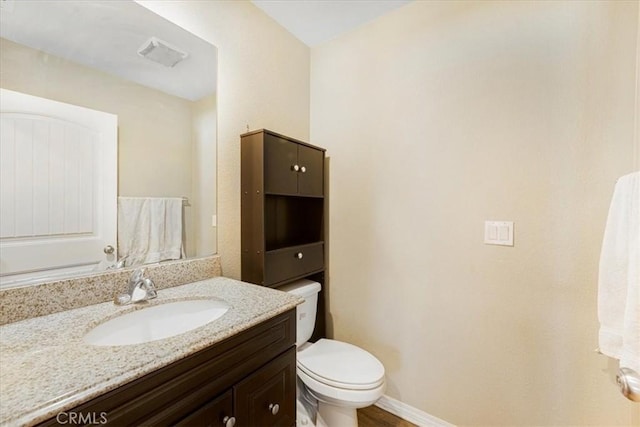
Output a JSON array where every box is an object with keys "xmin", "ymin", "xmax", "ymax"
[{"xmin": 484, "ymin": 221, "xmax": 514, "ymax": 246}]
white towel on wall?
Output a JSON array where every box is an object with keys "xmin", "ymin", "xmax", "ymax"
[
  {"xmin": 598, "ymin": 171, "xmax": 640, "ymax": 373},
  {"xmin": 117, "ymin": 197, "xmax": 184, "ymax": 267}
]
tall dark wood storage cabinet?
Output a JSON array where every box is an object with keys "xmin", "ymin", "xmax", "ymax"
[{"xmin": 241, "ymin": 129, "xmax": 326, "ymax": 340}]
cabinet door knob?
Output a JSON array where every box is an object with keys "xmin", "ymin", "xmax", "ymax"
[
  {"xmin": 292, "ymin": 164, "xmax": 300, "ymax": 172},
  {"xmin": 300, "ymin": 166, "xmax": 306, "ymax": 173},
  {"xmin": 222, "ymin": 416, "xmax": 236, "ymax": 427},
  {"xmin": 269, "ymin": 403, "xmax": 280, "ymax": 415},
  {"xmin": 295, "ymin": 252, "xmax": 303, "ymax": 259}
]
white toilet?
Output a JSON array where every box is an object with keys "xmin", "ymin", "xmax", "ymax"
[{"xmin": 278, "ymin": 279, "xmax": 385, "ymax": 427}]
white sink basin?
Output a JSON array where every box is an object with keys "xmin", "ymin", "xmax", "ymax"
[{"xmin": 84, "ymin": 299, "xmax": 230, "ymax": 346}]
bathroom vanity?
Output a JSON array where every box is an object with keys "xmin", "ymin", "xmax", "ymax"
[
  {"xmin": 0, "ymin": 277, "xmax": 301, "ymax": 427},
  {"xmin": 41, "ymin": 312, "xmax": 295, "ymax": 426}
]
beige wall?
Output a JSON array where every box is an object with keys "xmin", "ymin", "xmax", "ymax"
[
  {"xmin": 311, "ymin": 1, "xmax": 639, "ymax": 426},
  {"xmin": 137, "ymin": 1, "xmax": 310, "ymax": 278}
]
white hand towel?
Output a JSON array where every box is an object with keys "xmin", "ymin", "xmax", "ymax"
[
  {"xmin": 117, "ymin": 197, "xmax": 184, "ymax": 267},
  {"xmin": 598, "ymin": 171, "xmax": 640, "ymax": 373}
]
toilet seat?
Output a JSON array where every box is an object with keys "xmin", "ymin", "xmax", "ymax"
[
  {"xmin": 297, "ymin": 339, "xmax": 385, "ymax": 390},
  {"xmin": 297, "ymin": 366, "xmax": 386, "ymax": 408}
]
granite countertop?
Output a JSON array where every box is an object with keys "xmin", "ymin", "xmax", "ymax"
[{"xmin": 0, "ymin": 277, "xmax": 302, "ymax": 427}]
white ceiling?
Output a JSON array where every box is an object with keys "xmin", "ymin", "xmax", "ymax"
[
  {"xmin": 0, "ymin": 1, "xmax": 217, "ymax": 101},
  {"xmin": 251, "ymin": 0, "xmax": 413, "ymax": 46}
]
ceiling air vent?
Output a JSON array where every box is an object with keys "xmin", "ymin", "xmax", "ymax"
[{"xmin": 137, "ymin": 37, "xmax": 188, "ymax": 68}]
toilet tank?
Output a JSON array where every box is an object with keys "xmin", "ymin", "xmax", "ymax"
[{"xmin": 277, "ymin": 279, "xmax": 321, "ymax": 346}]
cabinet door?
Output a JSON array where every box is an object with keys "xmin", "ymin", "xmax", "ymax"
[
  {"xmin": 264, "ymin": 134, "xmax": 298, "ymax": 195},
  {"xmin": 234, "ymin": 347, "xmax": 296, "ymax": 427},
  {"xmin": 297, "ymin": 144, "xmax": 324, "ymax": 196},
  {"xmin": 175, "ymin": 390, "xmax": 234, "ymax": 427}
]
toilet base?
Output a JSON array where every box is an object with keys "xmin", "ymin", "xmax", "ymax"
[
  {"xmin": 296, "ymin": 399, "xmax": 315, "ymax": 426},
  {"xmin": 317, "ymin": 402, "xmax": 358, "ymax": 427}
]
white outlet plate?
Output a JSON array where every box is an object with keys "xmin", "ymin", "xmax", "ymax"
[{"xmin": 484, "ymin": 221, "xmax": 514, "ymax": 246}]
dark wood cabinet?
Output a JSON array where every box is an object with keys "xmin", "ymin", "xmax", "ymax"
[
  {"xmin": 176, "ymin": 390, "xmax": 233, "ymax": 427},
  {"xmin": 241, "ymin": 129, "xmax": 326, "ymax": 287},
  {"xmin": 38, "ymin": 310, "xmax": 296, "ymax": 427},
  {"xmin": 234, "ymin": 347, "xmax": 296, "ymax": 427},
  {"xmin": 241, "ymin": 129, "xmax": 327, "ymax": 340},
  {"xmin": 177, "ymin": 348, "xmax": 296, "ymax": 427}
]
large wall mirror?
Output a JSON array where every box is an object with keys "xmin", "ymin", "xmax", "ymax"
[{"xmin": 0, "ymin": 1, "xmax": 218, "ymax": 288}]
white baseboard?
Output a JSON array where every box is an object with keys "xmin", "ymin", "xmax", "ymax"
[{"xmin": 374, "ymin": 395, "xmax": 455, "ymax": 427}]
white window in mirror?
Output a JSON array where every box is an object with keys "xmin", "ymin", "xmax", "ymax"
[{"xmin": 0, "ymin": 89, "xmax": 117, "ymax": 285}]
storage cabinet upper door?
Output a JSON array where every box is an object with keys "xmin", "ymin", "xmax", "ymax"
[
  {"xmin": 297, "ymin": 144, "xmax": 324, "ymax": 196},
  {"xmin": 264, "ymin": 134, "xmax": 298, "ymax": 195}
]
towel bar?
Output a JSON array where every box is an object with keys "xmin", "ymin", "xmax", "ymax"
[{"xmin": 596, "ymin": 348, "xmax": 640, "ymax": 402}]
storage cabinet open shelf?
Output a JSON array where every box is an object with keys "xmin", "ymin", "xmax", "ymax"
[{"xmin": 265, "ymin": 195, "xmax": 323, "ymax": 251}]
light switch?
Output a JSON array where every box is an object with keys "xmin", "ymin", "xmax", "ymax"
[
  {"xmin": 498, "ymin": 225, "xmax": 509, "ymax": 241},
  {"xmin": 211, "ymin": 214, "xmax": 217, "ymax": 227},
  {"xmin": 488, "ymin": 225, "xmax": 498, "ymax": 240},
  {"xmin": 484, "ymin": 221, "xmax": 514, "ymax": 246}
]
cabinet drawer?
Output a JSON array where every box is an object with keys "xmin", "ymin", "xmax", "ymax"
[
  {"xmin": 264, "ymin": 242, "xmax": 324, "ymax": 285},
  {"xmin": 175, "ymin": 390, "xmax": 233, "ymax": 427},
  {"xmin": 234, "ymin": 347, "xmax": 296, "ymax": 427}
]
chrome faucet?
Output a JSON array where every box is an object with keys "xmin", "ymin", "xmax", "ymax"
[
  {"xmin": 105, "ymin": 255, "xmax": 129, "ymax": 270},
  {"xmin": 114, "ymin": 255, "xmax": 129, "ymax": 269},
  {"xmin": 114, "ymin": 268, "xmax": 157, "ymax": 305}
]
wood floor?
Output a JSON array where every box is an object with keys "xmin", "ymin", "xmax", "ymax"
[{"xmin": 357, "ymin": 405, "xmax": 417, "ymax": 427}]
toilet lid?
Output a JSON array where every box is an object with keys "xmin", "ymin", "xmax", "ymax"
[{"xmin": 297, "ymin": 339, "xmax": 385, "ymax": 389}]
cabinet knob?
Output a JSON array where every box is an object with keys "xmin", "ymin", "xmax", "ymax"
[
  {"xmin": 292, "ymin": 164, "xmax": 300, "ymax": 172},
  {"xmin": 300, "ymin": 166, "xmax": 307, "ymax": 173},
  {"xmin": 295, "ymin": 252, "xmax": 303, "ymax": 259},
  {"xmin": 222, "ymin": 416, "xmax": 236, "ymax": 427},
  {"xmin": 269, "ymin": 403, "xmax": 280, "ymax": 415}
]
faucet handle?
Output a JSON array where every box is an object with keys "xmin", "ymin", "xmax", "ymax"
[
  {"xmin": 130, "ymin": 268, "xmax": 146, "ymax": 283},
  {"xmin": 114, "ymin": 268, "xmax": 157, "ymax": 305},
  {"xmin": 115, "ymin": 255, "xmax": 129, "ymax": 269},
  {"xmin": 141, "ymin": 278, "xmax": 157, "ymax": 300}
]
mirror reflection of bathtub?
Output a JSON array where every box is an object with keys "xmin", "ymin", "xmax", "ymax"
[{"xmin": 0, "ymin": 0, "xmax": 218, "ymax": 287}]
